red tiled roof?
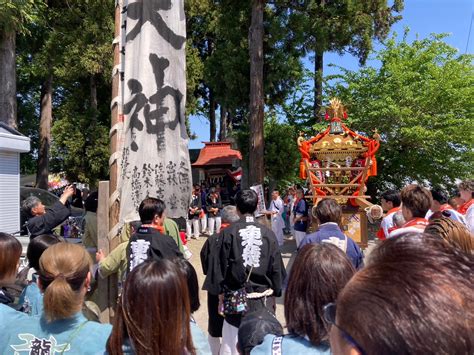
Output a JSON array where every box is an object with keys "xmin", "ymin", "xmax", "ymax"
[{"xmin": 192, "ymin": 142, "xmax": 242, "ymax": 167}]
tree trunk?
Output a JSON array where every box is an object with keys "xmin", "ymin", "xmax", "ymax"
[
  {"xmin": 36, "ymin": 72, "xmax": 53, "ymax": 190},
  {"xmin": 0, "ymin": 30, "xmax": 17, "ymax": 128},
  {"xmin": 90, "ymin": 74, "xmax": 98, "ymax": 116},
  {"xmin": 227, "ymin": 110, "xmax": 233, "ymax": 135},
  {"xmin": 83, "ymin": 74, "xmax": 98, "ymax": 173},
  {"xmin": 313, "ymin": 50, "xmax": 324, "ymax": 122},
  {"xmin": 209, "ymin": 88, "xmax": 216, "ymax": 142},
  {"xmin": 219, "ymin": 105, "xmax": 227, "ymax": 141},
  {"xmin": 248, "ymin": 0, "xmax": 265, "ymax": 186}
]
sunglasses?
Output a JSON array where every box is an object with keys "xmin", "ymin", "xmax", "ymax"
[{"xmin": 323, "ymin": 303, "xmax": 366, "ymax": 355}]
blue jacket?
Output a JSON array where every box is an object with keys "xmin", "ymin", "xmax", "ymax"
[
  {"xmin": 300, "ymin": 223, "xmax": 364, "ymax": 269},
  {"xmin": 0, "ymin": 305, "xmax": 112, "ymax": 354},
  {"xmin": 251, "ymin": 334, "xmax": 330, "ymax": 355},
  {"xmin": 19, "ymin": 274, "xmax": 43, "ymax": 316},
  {"xmin": 110, "ymin": 321, "xmax": 211, "ymax": 354},
  {"xmin": 293, "ymin": 199, "xmax": 308, "ymax": 232}
]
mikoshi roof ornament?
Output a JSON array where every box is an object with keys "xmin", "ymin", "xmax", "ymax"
[{"xmin": 297, "ymin": 98, "xmax": 380, "ymax": 209}]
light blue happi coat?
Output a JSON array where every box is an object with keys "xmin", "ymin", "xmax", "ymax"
[{"xmin": 0, "ymin": 304, "xmax": 111, "ymax": 354}]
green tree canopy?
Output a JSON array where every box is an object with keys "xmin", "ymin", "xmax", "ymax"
[
  {"xmin": 329, "ymin": 32, "xmax": 474, "ymax": 190},
  {"xmin": 186, "ymin": 1, "xmax": 306, "ymax": 129},
  {"xmin": 0, "ymin": 0, "xmax": 44, "ymax": 33},
  {"xmin": 286, "ymin": 0, "xmax": 404, "ymax": 121},
  {"xmin": 16, "ymin": 0, "xmax": 114, "ymax": 186},
  {"xmin": 236, "ymin": 114, "xmax": 300, "ymax": 189}
]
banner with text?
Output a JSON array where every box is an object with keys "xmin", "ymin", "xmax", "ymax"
[
  {"xmin": 250, "ymin": 184, "xmax": 266, "ymax": 217},
  {"xmin": 119, "ymin": 0, "xmax": 191, "ymax": 221}
]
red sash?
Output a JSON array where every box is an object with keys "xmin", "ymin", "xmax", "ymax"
[
  {"xmin": 376, "ymin": 207, "xmax": 401, "ymax": 240},
  {"xmin": 439, "ymin": 204, "xmax": 452, "ymax": 212},
  {"xmin": 387, "ymin": 207, "xmax": 401, "ymax": 215},
  {"xmin": 376, "ymin": 228, "xmax": 386, "ymax": 240},
  {"xmin": 141, "ymin": 224, "xmax": 165, "ymax": 234},
  {"xmin": 458, "ymin": 199, "xmax": 474, "ymax": 215},
  {"xmin": 402, "ymin": 218, "xmax": 429, "ymax": 229}
]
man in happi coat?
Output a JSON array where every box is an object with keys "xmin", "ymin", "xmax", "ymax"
[
  {"xmin": 215, "ymin": 189, "xmax": 286, "ymax": 355},
  {"xmin": 389, "ymin": 184, "xmax": 431, "ymax": 238},
  {"xmin": 127, "ymin": 198, "xmax": 182, "ymax": 272}
]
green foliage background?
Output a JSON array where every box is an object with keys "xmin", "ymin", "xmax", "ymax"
[
  {"xmin": 328, "ymin": 32, "xmax": 474, "ymax": 191},
  {"xmin": 6, "ymin": 1, "xmax": 473, "ymax": 194}
]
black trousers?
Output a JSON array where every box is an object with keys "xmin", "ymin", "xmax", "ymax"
[{"xmin": 208, "ymin": 293, "xmax": 224, "ymax": 337}]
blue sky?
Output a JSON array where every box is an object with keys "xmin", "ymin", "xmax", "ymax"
[{"xmin": 188, "ymin": 0, "xmax": 473, "ymax": 149}]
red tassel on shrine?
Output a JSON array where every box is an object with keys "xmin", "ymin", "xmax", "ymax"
[
  {"xmin": 343, "ymin": 111, "xmax": 348, "ymax": 119},
  {"xmin": 325, "ymin": 112, "xmax": 329, "ymax": 120}
]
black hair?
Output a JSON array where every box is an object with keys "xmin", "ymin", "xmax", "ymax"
[
  {"xmin": 84, "ymin": 191, "xmax": 98, "ymax": 213},
  {"xmin": 138, "ymin": 198, "xmax": 166, "ymax": 224},
  {"xmin": 173, "ymin": 258, "xmax": 200, "ymax": 313},
  {"xmin": 27, "ymin": 234, "xmax": 62, "ymax": 270},
  {"xmin": 235, "ymin": 190, "xmax": 258, "ymax": 215},
  {"xmin": 238, "ymin": 308, "xmax": 283, "ymax": 354},
  {"xmin": 431, "ymin": 188, "xmax": 448, "ymax": 205},
  {"xmin": 381, "ymin": 189, "xmax": 401, "ymax": 207},
  {"xmin": 338, "ymin": 233, "xmax": 474, "ymax": 355},
  {"xmin": 315, "ymin": 198, "xmax": 342, "ymax": 224},
  {"xmin": 401, "ymin": 184, "xmax": 432, "ymax": 218},
  {"xmin": 286, "ymin": 243, "xmax": 355, "ymax": 346}
]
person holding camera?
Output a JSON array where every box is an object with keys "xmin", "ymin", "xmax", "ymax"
[
  {"xmin": 22, "ymin": 185, "xmax": 74, "ymax": 239},
  {"xmin": 187, "ymin": 185, "xmax": 203, "ymax": 240}
]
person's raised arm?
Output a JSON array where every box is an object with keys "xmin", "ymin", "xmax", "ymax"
[
  {"xmin": 59, "ymin": 185, "xmax": 75, "ymax": 205},
  {"xmin": 38, "ymin": 186, "xmax": 73, "ymax": 234}
]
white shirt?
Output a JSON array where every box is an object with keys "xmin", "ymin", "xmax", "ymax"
[
  {"xmin": 466, "ymin": 204, "xmax": 474, "ymax": 234},
  {"xmin": 425, "ymin": 207, "xmax": 467, "ymax": 226},
  {"xmin": 270, "ymin": 197, "xmax": 284, "ymax": 218}
]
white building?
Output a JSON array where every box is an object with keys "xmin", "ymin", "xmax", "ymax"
[{"xmin": 0, "ymin": 122, "xmax": 31, "ymax": 234}]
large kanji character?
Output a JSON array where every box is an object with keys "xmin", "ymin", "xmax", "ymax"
[
  {"xmin": 123, "ymin": 79, "xmax": 148, "ymax": 152},
  {"xmin": 126, "ymin": 0, "xmax": 186, "ymax": 50},
  {"xmin": 143, "ymin": 54, "xmax": 183, "ymax": 151}
]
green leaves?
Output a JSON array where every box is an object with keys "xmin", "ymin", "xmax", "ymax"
[
  {"xmin": 235, "ymin": 114, "xmax": 300, "ymax": 186},
  {"xmin": 16, "ymin": 0, "xmax": 114, "ymax": 186},
  {"xmin": 329, "ymin": 33, "xmax": 474, "ymax": 189},
  {"xmin": 50, "ymin": 110, "xmax": 110, "ymax": 185},
  {"xmin": 0, "ymin": 0, "xmax": 45, "ymax": 34},
  {"xmin": 186, "ymin": 0, "xmax": 306, "ymax": 123}
]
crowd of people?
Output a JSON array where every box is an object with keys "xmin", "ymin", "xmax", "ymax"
[
  {"xmin": 187, "ymin": 184, "xmax": 238, "ymax": 240},
  {"xmin": 0, "ymin": 180, "xmax": 473, "ymax": 354}
]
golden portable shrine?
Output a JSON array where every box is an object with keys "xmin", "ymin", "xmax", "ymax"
[{"xmin": 298, "ymin": 98, "xmax": 381, "ymax": 247}]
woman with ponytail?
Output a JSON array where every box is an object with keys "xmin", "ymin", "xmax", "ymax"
[{"xmin": 0, "ymin": 243, "xmax": 111, "ymax": 354}]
